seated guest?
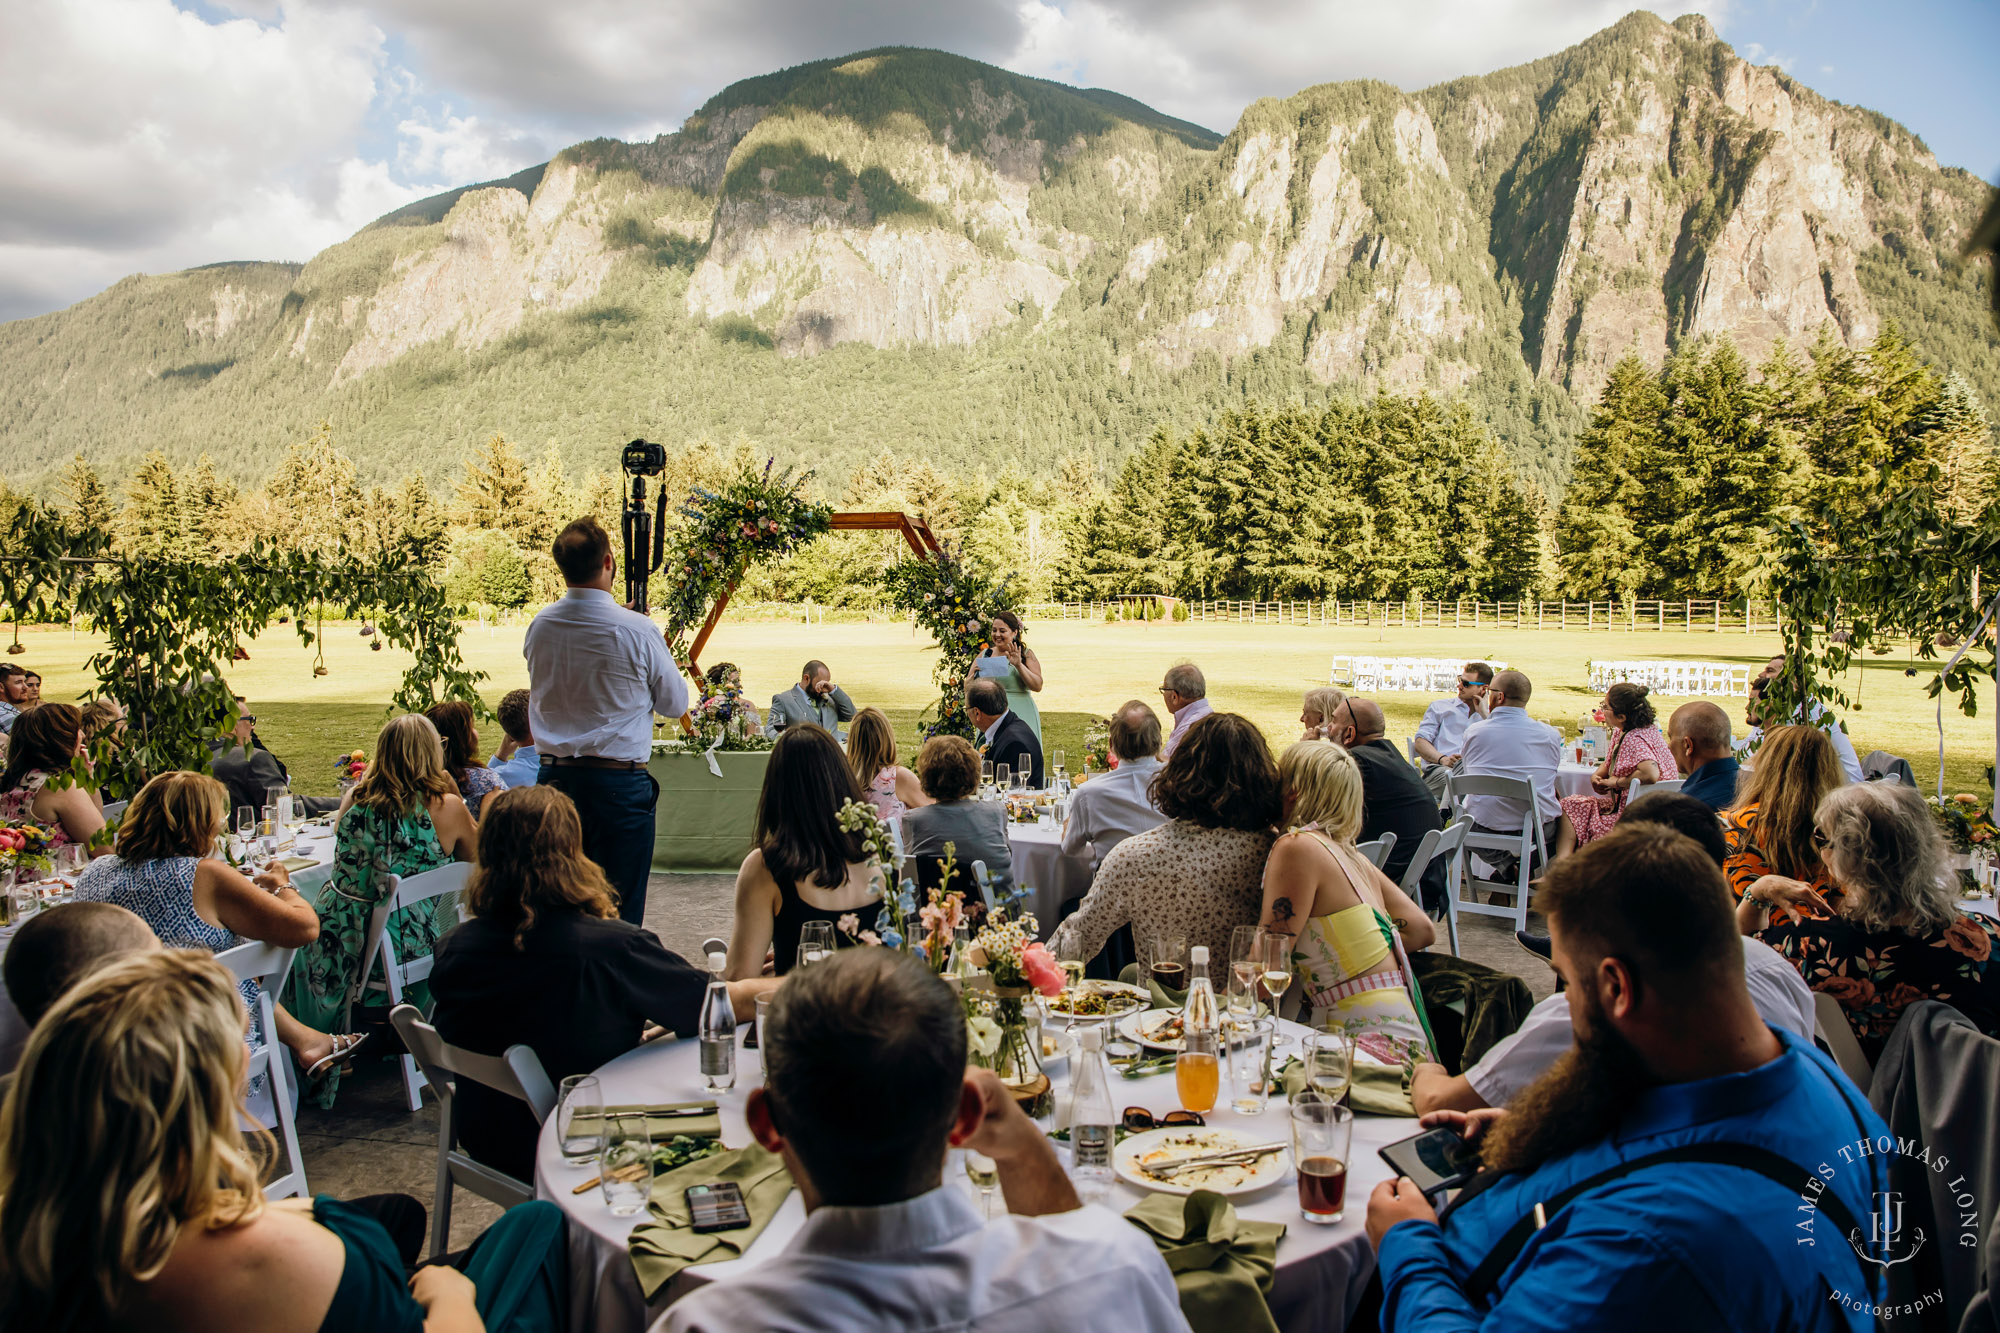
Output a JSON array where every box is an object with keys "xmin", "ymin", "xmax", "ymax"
[
  {"xmin": 1322, "ymin": 698, "xmax": 1445, "ymax": 911},
  {"xmin": 487, "ymin": 687, "xmax": 540, "ymax": 788},
  {"xmin": 704, "ymin": 662, "xmax": 764, "ymax": 733},
  {"xmin": 1739, "ymin": 654, "xmax": 1866, "ymax": 783},
  {"xmin": 1740, "ymin": 781, "xmax": 2000, "ymax": 1062},
  {"xmin": 1157, "ymin": 661, "xmax": 1211, "ymax": 760},
  {"xmin": 1454, "ymin": 669, "xmax": 1561, "ymax": 867},
  {"xmin": 1061, "ymin": 700, "xmax": 1166, "ymax": 870},
  {"xmin": 285, "ymin": 713, "xmax": 476, "ymax": 1107},
  {"xmin": 1722, "ymin": 723, "xmax": 1844, "ymax": 910},
  {"xmin": 1412, "ymin": 660, "xmax": 1493, "ymax": 795},
  {"xmin": 80, "ymin": 696, "xmax": 127, "ymax": 746},
  {"xmin": 726, "ymin": 725, "xmax": 885, "ymax": 979},
  {"xmin": 846, "ymin": 706, "xmax": 930, "ymax": 819},
  {"xmin": 1552, "ymin": 681, "xmax": 1677, "ymax": 857},
  {"xmin": 75, "ymin": 771, "xmax": 365, "ymax": 1082},
  {"xmin": 1367, "ymin": 823, "xmax": 1891, "ymax": 1328},
  {"xmin": 966, "ymin": 677, "xmax": 1043, "ymax": 788},
  {"xmin": 433, "ymin": 786, "xmax": 778, "ymax": 1180},
  {"xmin": 1412, "ymin": 792, "xmax": 1814, "ymax": 1114},
  {"xmin": 0, "ymin": 902, "xmax": 156, "ymax": 1075},
  {"xmin": 426, "ymin": 699, "xmax": 505, "ymax": 818},
  {"xmin": 899, "ymin": 735, "xmax": 1015, "ymax": 904},
  {"xmin": 1048, "ymin": 713, "xmax": 1279, "ymax": 969},
  {"xmin": 18, "ymin": 671, "xmax": 39, "ymax": 708},
  {"xmin": 0, "ymin": 949, "xmax": 570, "ymax": 1332},
  {"xmin": 0, "ymin": 662, "xmax": 25, "ymax": 733},
  {"xmin": 208, "ymin": 696, "xmax": 339, "ymax": 818},
  {"xmin": 1299, "ymin": 685, "xmax": 1346, "ymax": 741},
  {"xmin": 1667, "ymin": 699, "xmax": 1739, "ymax": 809},
  {"xmin": 0, "ymin": 703, "xmax": 105, "ymax": 852},
  {"xmin": 661, "ymin": 948, "xmax": 1190, "ymax": 1333},
  {"xmin": 766, "ymin": 659, "xmax": 856, "ymax": 738},
  {"xmin": 1263, "ymin": 740, "xmax": 1434, "ymax": 1059}
]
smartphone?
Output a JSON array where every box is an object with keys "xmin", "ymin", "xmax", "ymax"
[
  {"xmin": 1378, "ymin": 1126, "xmax": 1478, "ymax": 1195},
  {"xmin": 687, "ymin": 1181, "xmax": 753, "ymax": 1233}
]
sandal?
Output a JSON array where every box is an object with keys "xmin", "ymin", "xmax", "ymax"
[{"xmin": 303, "ymin": 1031, "xmax": 370, "ymax": 1084}]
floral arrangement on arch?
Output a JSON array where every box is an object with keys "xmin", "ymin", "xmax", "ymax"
[
  {"xmin": 880, "ymin": 542, "xmax": 1021, "ymax": 741},
  {"xmin": 660, "ymin": 459, "xmax": 834, "ymax": 661},
  {"xmin": 1929, "ymin": 793, "xmax": 1999, "ymax": 853}
]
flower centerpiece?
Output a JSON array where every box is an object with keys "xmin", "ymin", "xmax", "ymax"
[
  {"xmin": 332, "ymin": 749, "xmax": 366, "ymax": 796},
  {"xmin": 1929, "ymin": 794, "xmax": 1998, "ymax": 885},
  {"xmin": 965, "ymin": 910, "xmax": 1062, "ymax": 1116},
  {"xmin": 682, "ymin": 664, "xmax": 774, "ymax": 754},
  {"xmin": 1081, "ymin": 715, "xmax": 1112, "ymax": 774},
  {"xmin": 881, "ymin": 542, "xmax": 1021, "ymax": 741},
  {"xmin": 0, "ymin": 820, "xmax": 54, "ymax": 883}
]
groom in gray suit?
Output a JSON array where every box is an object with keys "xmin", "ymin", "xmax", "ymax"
[{"xmin": 766, "ymin": 660, "xmax": 857, "ymax": 738}]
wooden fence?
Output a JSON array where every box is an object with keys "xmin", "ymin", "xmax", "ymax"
[{"xmin": 1020, "ymin": 598, "xmax": 1783, "ymax": 633}]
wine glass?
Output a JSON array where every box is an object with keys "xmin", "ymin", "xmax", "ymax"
[
  {"xmin": 964, "ymin": 1148, "xmax": 1000, "ymax": 1219},
  {"xmin": 1052, "ymin": 748, "xmax": 1067, "ymax": 782},
  {"xmin": 1227, "ymin": 925, "xmax": 1261, "ymax": 1021},
  {"xmin": 1016, "ymin": 752, "xmax": 1033, "ymax": 790},
  {"xmin": 234, "ymin": 804, "xmax": 256, "ymax": 846},
  {"xmin": 1305, "ymin": 1028, "xmax": 1355, "ymax": 1105},
  {"xmin": 557, "ymin": 1075, "xmax": 605, "ymax": 1161},
  {"xmin": 995, "ymin": 763, "xmax": 1011, "ymax": 795},
  {"xmin": 796, "ymin": 920, "xmax": 836, "ymax": 970},
  {"xmin": 265, "ymin": 784, "xmax": 290, "ymax": 832},
  {"xmin": 1054, "ymin": 935, "xmax": 1088, "ymax": 998},
  {"xmin": 1254, "ymin": 929, "xmax": 1296, "ymax": 1009},
  {"xmin": 981, "ymin": 759, "xmax": 994, "ymax": 795}
]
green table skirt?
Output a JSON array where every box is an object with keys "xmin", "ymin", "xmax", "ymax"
[{"xmin": 649, "ymin": 751, "xmax": 770, "ymax": 873}]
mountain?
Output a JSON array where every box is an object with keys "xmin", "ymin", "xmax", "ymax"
[{"xmin": 0, "ymin": 14, "xmax": 1991, "ymax": 499}]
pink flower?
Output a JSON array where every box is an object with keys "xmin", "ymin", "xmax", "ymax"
[
  {"xmin": 838, "ymin": 912, "xmax": 860, "ymax": 935},
  {"xmin": 859, "ymin": 931, "xmax": 882, "ymax": 947},
  {"xmin": 1020, "ymin": 943, "xmax": 1064, "ymax": 997}
]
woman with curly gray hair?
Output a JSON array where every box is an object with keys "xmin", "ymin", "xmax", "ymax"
[{"xmin": 1738, "ymin": 780, "xmax": 2000, "ymax": 1060}]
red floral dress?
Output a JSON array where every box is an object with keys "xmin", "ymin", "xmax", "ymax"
[
  {"xmin": 1558, "ymin": 725, "xmax": 1678, "ymax": 846},
  {"xmin": 1760, "ymin": 911, "xmax": 2000, "ymax": 1061}
]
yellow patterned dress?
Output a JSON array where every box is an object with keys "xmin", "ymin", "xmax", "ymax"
[{"xmin": 1287, "ymin": 830, "xmax": 1435, "ymax": 1068}]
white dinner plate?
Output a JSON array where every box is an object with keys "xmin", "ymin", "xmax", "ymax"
[
  {"xmin": 1044, "ymin": 980, "xmax": 1149, "ymax": 1020},
  {"xmin": 1116, "ymin": 1006, "xmax": 1187, "ymax": 1052},
  {"xmin": 1113, "ymin": 1126, "xmax": 1289, "ymax": 1196}
]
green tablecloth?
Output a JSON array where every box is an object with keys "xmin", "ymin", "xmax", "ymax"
[{"xmin": 649, "ymin": 751, "xmax": 770, "ymax": 873}]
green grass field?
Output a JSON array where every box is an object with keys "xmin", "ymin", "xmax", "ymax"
[{"xmin": 7, "ymin": 615, "xmax": 1992, "ymax": 797}]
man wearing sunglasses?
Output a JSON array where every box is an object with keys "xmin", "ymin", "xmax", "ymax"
[
  {"xmin": 207, "ymin": 695, "xmax": 340, "ymax": 819},
  {"xmin": 1413, "ymin": 662, "xmax": 1493, "ymax": 797}
]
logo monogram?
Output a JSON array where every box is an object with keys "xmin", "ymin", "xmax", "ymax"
[{"xmin": 1849, "ymin": 1191, "xmax": 1928, "ymax": 1268}]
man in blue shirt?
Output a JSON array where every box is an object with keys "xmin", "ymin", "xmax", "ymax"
[
  {"xmin": 1413, "ymin": 660, "xmax": 1493, "ymax": 796},
  {"xmin": 1668, "ymin": 700, "xmax": 1740, "ymax": 810},
  {"xmin": 1367, "ymin": 822, "xmax": 1890, "ymax": 1332},
  {"xmin": 488, "ymin": 687, "xmax": 540, "ymax": 788}
]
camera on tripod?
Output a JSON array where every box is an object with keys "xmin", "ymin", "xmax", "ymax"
[{"xmin": 620, "ymin": 438, "xmax": 670, "ymax": 613}]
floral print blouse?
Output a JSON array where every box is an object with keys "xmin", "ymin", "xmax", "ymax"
[{"xmin": 1760, "ymin": 910, "xmax": 2000, "ymax": 1061}]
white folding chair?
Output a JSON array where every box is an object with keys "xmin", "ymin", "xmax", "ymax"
[
  {"xmin": 216, "ymin": 939, "xmax": 307, "ymax": 1200},
  {"xmin": 1355, "ymin": 832, "xmax": 1397, "ymax": 870},
  {"xmin": 100, "ymin": 798, "xmax": 130, "ymax": 820},
  {"xmin": 1813, "ymin": 992, "xmax": 1873, "ymax": 1088},
  {"xmin": 389, "ymin": 1004, "xmax": 555, "ymax": 1260},
  {"xmin": 1632, "ymin": 778, "xmax": 1684, "ymax": 800},
  {"xmin": 1449, "ymin": 777, "xmax": 1546, "ymax": 932},
  {"xmin": 350, "ymin": 860, "xmax": 475, "ymax": 1110}
]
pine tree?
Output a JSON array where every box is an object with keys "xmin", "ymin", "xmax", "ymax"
[
  {"xmin": 455, "ymin": 433, "xmax": 537, "ymax": 546},
  {"xmin": 396, "ymin": 472, "xmax": 450, "ymax": 567},
  {"xmin": 186, "ymin": 453, "xmax": 239, "ymax": 559},
  {"xmin": 60, "ymin": 454, "xmax": 116, "ymax": 540},
  {"xmin": 1928, "ymin": 372, "xmax": 1995, "ymax": 521},
  {"xmin": 120, "ymin": 451, "xmax": 185, "ymax": 558},
  {"xmin": 1482, "ymin": 476, "xmax": 1548, "ymax": 600},
  {"xmin": 266, "ymin": 423, "xmax": 363, "ymax": 556},
  {"xmin": 530, "ymin": 445, "xmax": 575, "ymax": 548},
  {"xmin": 1556, "ymin": 353, "xmax": 1658, "ymax": 597}
]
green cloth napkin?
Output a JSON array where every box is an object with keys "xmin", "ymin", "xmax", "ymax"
[
  {"xmin": 628, "ymin": 1144, "xmax": 794, "ymax": 1299},
  {"xmin": 1124, "ymin": 1189, "xmax": 1286, "ymax": 1333},
  {"xmin": 572, "ymin": 1102, "xmax": 721, "ymax": 1141},
  {"xmin": 1278, "ymin": 1056, "xmax": 1415, "ymax": 1117}
]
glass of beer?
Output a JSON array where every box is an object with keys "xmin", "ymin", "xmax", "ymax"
[{"xmin": 1290, "ymin": 1092, "xmax": 1352, "ymax": 1224}]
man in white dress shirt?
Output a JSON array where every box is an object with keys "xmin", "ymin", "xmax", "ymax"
[
  {"xmin": 660, "ymin": 949, "xmax": 1191, "ymax": 1333},
  {"xmin": 1062, "ymin": 700, "xmax": 1166, "ymax": 871},
  {"xmin": 1157, "ymin": 662, "xmax": 1212, "ymax": 760},
  {"xmin": 524, "ymin": 518, "xmax": 689, "ymax": 925},
  {"xmin": 1412, "ymin": 660, "xmax": 1493, "ymax": 797},
  {"xmin": 1736, "ymin": 656, "xmax": 1866, "ymax": 784},
  {"xmin": 1455, "ymin": 669, "xmax": 1562, "ymax": 873}
]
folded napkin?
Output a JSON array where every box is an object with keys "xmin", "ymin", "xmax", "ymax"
[
  {"xmin": 628, "ymin": 1144, "xmax": 793, "ymax": 1298},
  {"xmin": 1125, "ymin": 1189, "xmax": 1285, "ymax": 1333},
  {"xmin": 572, "ymin": 1102, "xmax": 722, "ymax": 1141},
  {"xmin": 1277, "ymin": 1055, "xmax": 1414, "ymax": 1117}
]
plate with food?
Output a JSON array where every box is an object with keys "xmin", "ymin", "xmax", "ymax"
[
  {"xmin": 1045, "ymin": 980, "xmax": 1150, "ymax": 1020},
  {"xmin": 1116, "ymin": 1006, "xmax": 1187, "ymax": 1052},
  {"xmin": 1113, "ymin": 1126, "xmax": 1289, "ymax": 1196}
]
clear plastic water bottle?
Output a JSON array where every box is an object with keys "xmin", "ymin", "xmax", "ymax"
[
  {"xmin": 698, "ymin": 951, "xmax": 735, "ymax": 1092},
  {"xmin": 1068, "ymin": 1024, "xmax": 1116, "ymax": 1199}
]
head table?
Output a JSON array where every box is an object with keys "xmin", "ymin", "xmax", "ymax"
[{"xmin": 535, "ymin": 1013, "xmax": 1414, "ymax": 1333}]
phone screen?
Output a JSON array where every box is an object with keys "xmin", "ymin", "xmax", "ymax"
[
  {"xmin": 1379, "ymin": 1127, "xmax": 1478, "ymax": 1193},
  {"xmin": 687, "ymin": 1182, "xmax": 752, "ymax": 1232}
]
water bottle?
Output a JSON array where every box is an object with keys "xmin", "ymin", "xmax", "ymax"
[
  {"xmin": 1068, "ymin": 1024, "xmax": 1116, "ymax": 1198},
  {"xmin": 697, "ymin": 951, "xmax": 735, "ymax": 1092}
]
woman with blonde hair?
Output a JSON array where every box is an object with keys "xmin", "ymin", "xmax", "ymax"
[
  {"xmin": 284, "ymin": 713, "xmax": 476, "ymax": 1107},
  {"xmin": 0, "ymin": 949, "xmax": 569, "ymax": 1333},
  {"xmin": 1300, "ymin": 686, "xmax": 1346, "ymax": 741},
  {"xmin": 1260, "ymin": 740, "xmax": 1435, "ymax": 1065},
  {"xmin": 845, "ymin": 707, "xmax": 930, "ymax": 819},
  {"xmin": 1723, "ymin": 724, "xmax": 1845, "ymax": 910},
  {"xmin": 432, "ymin": 787, "xmax": 775, "ymax": 1179},
  {"xmin": 74, "ymin": 772, "xmax": 364, "ymax": 1082}
]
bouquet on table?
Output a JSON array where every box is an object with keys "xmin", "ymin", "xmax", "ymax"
[
  {"xmin": 333, "ymin": 749, "xmax": 367, "ymax": 793},
  {"xmin": 0, "ymin": 820, "xmax": 53, "ymax": 882},
  {"xmin": 1081, "ymin": 716, "xmax": 1112, "ymax": 774},
  {"xmin": 964, "ymin": 910, "xmax": 1062, "ymax": 1117}
]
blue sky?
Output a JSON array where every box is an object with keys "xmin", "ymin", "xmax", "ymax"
[{"xmin": 0, "ymin": 1, "xmax": 1992, "ymax": 324}]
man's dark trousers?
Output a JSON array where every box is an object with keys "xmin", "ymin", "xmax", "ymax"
[{"xmin": 539, "ymin": 762, "xmax": 658, "ymax": 924}]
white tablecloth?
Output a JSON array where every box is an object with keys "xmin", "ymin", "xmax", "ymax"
[
  {"xmin": 537, "ymin": 1016, "xmax": 1413, "ymax": 1333},
  {"xmin": 1004, "ymin": 821, "xmax": 1094, "ymax": 935},
  {"xmin": 1554, "ymin": 762, "xmax": 1597, "ymax": 799}
]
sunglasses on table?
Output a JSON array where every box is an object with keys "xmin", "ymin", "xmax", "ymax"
[{"xmin": 1122, "ymin": 1108, "xmax": 1204, "ymax": 1131}]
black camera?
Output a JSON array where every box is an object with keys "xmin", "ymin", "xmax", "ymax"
[{"xmin": 623, "ymin": 438, "xmax": 667, "ymax": 477}]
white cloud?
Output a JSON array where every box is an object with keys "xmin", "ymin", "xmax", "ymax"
[
  {"xmin": 1740, "ymin": 41, "xmax": 1794, "ymax": 72},
  {"xmin": 396, "ymin": 111, "xmax": 549, "ymax": 185}
]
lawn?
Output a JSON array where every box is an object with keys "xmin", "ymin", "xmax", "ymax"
[{"xmin": 7, "ymin": 614, "xmax": 1992, "ymax": 797}]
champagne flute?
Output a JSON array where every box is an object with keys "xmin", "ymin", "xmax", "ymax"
[
  {"xmin": 1227, "ymin": 925, "xmax": 1261, "ymax": 1020},
  {"xmin": 1016, "ymin": 751, "xmax": 1033, "ymax": 790},
  {"xmin": 1052, "ymin": 748, "xmax": 1067, "ymax": 782},
  {"xmin": 1305, "ymin": 1029, "xmax": 1354, "ymax": 1105},
  {"xmin": 981, "ymin": 759, "xmax": 994, "ymax": 795},
  {"xmin": 964, "ymin": 1149, "xmax": 1000, "ymax": 1219},
  {"xmin": 1255, "ymin": 929, "xmax": 1296, "ymax": 1008},
  {"xmin": 995, "ymin": 763, "xmax": 1011, "ymax": 795},
  {"xmin": 1054, "ymin": 936, "xmax": 1087, "ymax": 997}
]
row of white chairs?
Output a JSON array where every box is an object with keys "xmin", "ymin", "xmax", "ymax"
[
  {"xmin": 1329, "ymin": 657, "xmax": 1510, "ymax": 693},
  {"xmin": 1587, "ymin": 659, "xmax": 1754, "ymax": 696}
]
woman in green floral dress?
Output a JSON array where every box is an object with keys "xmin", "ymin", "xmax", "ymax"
[{"xmin": 285, "ymin": 713, "xmax": 478, "ymax": 1106}]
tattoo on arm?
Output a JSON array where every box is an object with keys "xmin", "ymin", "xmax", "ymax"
[{"xmin": 1270, "ymin": 896, "xmax": 1295, "ymax": 924}]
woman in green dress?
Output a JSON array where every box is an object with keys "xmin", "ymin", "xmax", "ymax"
[
  {"xmin": 974, "ymin": 609, "xmax": 1044, "ymax": 744},
  {"xmin": 285, "ymin": 712, "xmax": 477, "ymax": 1107}
]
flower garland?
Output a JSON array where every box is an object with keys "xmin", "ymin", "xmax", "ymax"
[
  {"xmin": 661, "ymin": 460, "xmax": 834, "ymax": 662},
  {"xmin": 881, "ymin": 542, "xmax": 1022, "ymax": 740}
]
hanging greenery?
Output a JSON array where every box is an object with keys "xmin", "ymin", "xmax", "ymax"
[
  {"xmin": 659, "ymin": 459, "xmax": 833, "ymax": 662},
  {"xmin": 1, "ymin": 503, "xmax": 484, "ymax": 796},
  {"xmin": 881, "ymin": 543, "xmax": 1020, "ymax": 740}
]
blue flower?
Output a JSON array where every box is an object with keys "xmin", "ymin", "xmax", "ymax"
[{"xmin": 876, "ymin": 927, "xmax": 904, "ymax": 949}]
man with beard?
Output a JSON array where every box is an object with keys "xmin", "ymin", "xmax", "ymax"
[{"xmin": 1366, "ymin": 822, "xmax": 1890, "ymax": 1331}]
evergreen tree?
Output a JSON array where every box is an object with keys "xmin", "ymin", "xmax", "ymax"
[
  {"xmin": 186, "ymin": 453, "xmax": 239, "ymax": 559},
  {"xmin": 266, "ymin": 424, "xmax": 363, "ymax": 557},
  {"xmin": 396, "ymin": 472, "xmax": 450, "ymax": 567},
  {"xmin": 1929, "ymin": 372, "xmax": 1996, "ymax": 520},
  {"xmin": 1482, "ymin": 476, "xmax": 1548, "ymax": 599},
  {"xmin": 1556, "ymin": 353, "xmax": 1658, "ymax": 597},
  {"xmin": 121, "ymin": 451, "xmax": 185, "ymax": 558},
  {"xmin": 60, "ymin": 454, "xmax": 116, "ymax": 538},
  {"xmin": 530, "ymin": 445, "xmax": 575, "ymax": 548},
  {"xmin": 456, "ymin": 433, "xmax": 538, "ymax": 546}
]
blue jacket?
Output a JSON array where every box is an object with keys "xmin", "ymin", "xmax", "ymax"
[
  {"xmin": 1379, "ymin": 1029, "xmax": 1889, "ymax": 1332},
  {"xmin": 1680, "ymin": 756, "xmax": 1742, "ymax": 811}
]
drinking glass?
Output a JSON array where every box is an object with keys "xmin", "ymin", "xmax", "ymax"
[
  {"xmin": 1175, "ymin": 1045, "xmax": 1220, "ymax": 1115},
  {"xmin": 1254, "ymin": 930, "xmax": 1296, "ymax": 1009},
  {"xmin": 1052, "ymin": 748, "xmax": 1067, "ymax": 779},
  {"xmin": 755, "ymin": 992, "xmax": 775, "ymax": 1072},
  {"xmin": 265, "ymin": 784, "xmax": 290, "ymax": 831},
  {"xmin": 235, "ymin": 805, "xmax": 256, "ymax": 842},
  {"xmin": 1227, "ymin": 926, "xmax": 1261, "ymax": 1020},
  {"xmin": 1229, "ymin": 1018, "xmax": 1277, "ymax": 1116},
  {"xmin": 964, "ymin": 1149, "xmax": 1000, "ymax": 1219},
  {"xmin": 796, "ymin": 920, "xmax": 836, "ymax": 970},
  {"xmin": 1145, "ymin": 933, "xmax": 1187, "ymax": 993},
  {"xmin": 1291, "ymin": 1093, "xmax": 1353, "ymax": 1223},
  {"xmin": 995, "ymin": 763, "xmax": 1011, "ymax": 794},
  {"xmin": 1054, "ymin": 936, "xmax": 1087, "ymax": 997},
  {"xmin": 557, "ymin": 1075, "xmax": 605, "ymax": 1161},
  {"xmin": 1016, "ymin": 752, "xmax": 1033, "ymax": 789},
  {"xmin": 598, "ymin": 1115, "xmax": 653, "ymax": 1217},
  {"xmin": 1305, "ymin": 1028, "xmax": 1354, "ymax": 1105},
  {"xmin": 54, "ymin": 844, "xmax": 86, "ymax": 886},
  {"xmin": 981, "ymin": 759, "xmax": 994, "ymax": 794},
  {"xmin": 0, "ymin": 869, "xmax": 15, "ymax": 928}
]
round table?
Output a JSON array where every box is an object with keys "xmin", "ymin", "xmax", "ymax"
[
  {"xmin": 1003, "ymin": 820, "xmax": 1094, "ymax": 934},
  {"xmin": 536, "ymin": 1016, "xmax": 1416, "ymax": 1333},
  {"xmin": 1554, "ymin": 762, "xmax": 1597, "ymax": 799}
]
